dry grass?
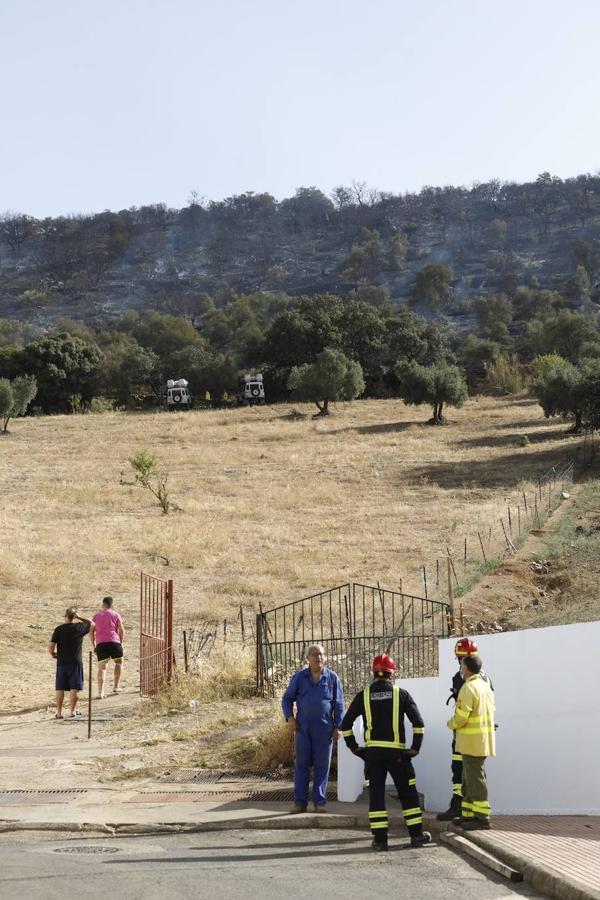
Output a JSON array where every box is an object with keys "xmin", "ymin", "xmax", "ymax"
[{"xmin": 0, "ymin": 396, "xmax": 579, "ymax": 711}]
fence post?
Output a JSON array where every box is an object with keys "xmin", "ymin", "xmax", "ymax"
[
  {"xmin": 87, "ymin": 650, "xmax": 92, "ymax": 740},
  {"xmin": 183, "ymin": 630, "xmax": 189, "ymax": 674},
  {"xmin": 447, "ymin": 557, "xmax": 454, "ymax": 633},
  {"xmin": 166, "ymin": 579, "xmax": 174, "ymax": 682},
  {"xmin": 255, "ymin": 614, "xmax": 263, "ymax": 695}
]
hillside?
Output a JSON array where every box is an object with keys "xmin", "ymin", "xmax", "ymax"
[
  {"xmin": 0, "ymin": 395, "xmax": 586, "ymax": 713},
  {"xmin": 2, "ymin": 173, "xmax": 600, "ymax": 328}
]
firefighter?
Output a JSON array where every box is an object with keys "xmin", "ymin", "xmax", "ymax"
[
  {"xmin": 341, "ymin": 653, "xmax": 431, "ymax": 851},
  {"xmin": 447, "ymin": 653, "xmax": 495, "ymax": 830},
  {"xmin": 437, "ymin": 638, "xmax": 493, "ymax": 821}
]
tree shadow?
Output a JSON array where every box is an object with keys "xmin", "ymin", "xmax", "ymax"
[
  {"xmin": 406, "ymin": 445, "xmax": 576, "ymax": 489},
  {"xmin": 454, "ymin": 431, "xmax": 571, "ymax": 450}
]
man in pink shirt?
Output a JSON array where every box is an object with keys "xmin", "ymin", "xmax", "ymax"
[{"xmin": 91, "ymin": 596, "xmax": 125, "ymax": 699}]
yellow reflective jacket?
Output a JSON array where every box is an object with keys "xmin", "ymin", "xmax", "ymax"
[{"xmin": 447, "ymin": 674, "xmax": 496, "ymax": 757}]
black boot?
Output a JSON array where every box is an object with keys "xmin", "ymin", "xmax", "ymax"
[
  {"xmin": 410, "ymin": 831, "xmax": 432, "ymax": 848},
  {"xmin": 371, "ymin": 839, "xmax": 389, "ymax": 852},
  {"xmin": 436, "ymin": 797, "xmax": 462, "ymax": 821}
]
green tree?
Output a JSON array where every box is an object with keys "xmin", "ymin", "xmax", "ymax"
[
  {"xmin": 410, "ymin": 263, "xmax": 453, "ymax": 312},
  {"xmin": 394, "ymin": 361, "xmax": 467, "ymax": 424},
  {"xmin": 18, "ymin": 333, "xmax": 102, "ymax": 412},
  {"xmin": 98, "ymin": 333, "xmax": 159, "ymax": 407},
  {"xmin": 0, "ymin": 375, "xmax": 37, "ymax": 432},
  {"xmin": 288, "ymin": 348, "xmax": 365, "ymax": 416},
  {"xmin": 338, "ymin": 228, "xmax": 385, "ymax": 284},
  {"xmin": 518, "ymin": 310, "xmax": 600, "ymax": 363},
  {"xmin": 388, "ymin": 233, "xmax": 408, "ymax": 271},
  {"xmin": 457, "ymin": 335, "xmax": 501, "ymax": 390},
  {"xmin": 471, "ymin": 295, "xmax": 513, "ymax": 343},
  {"xmin": 530, "ymin": 359, "xmax": 586, "ymax": 431},
  {"xmin": 566, "ymin": 265, "xmax": 591, "ymax": 308}
]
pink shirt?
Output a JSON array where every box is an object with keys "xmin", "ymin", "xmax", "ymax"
[{"xmin": 92, "ymin": 609, "xmax": 123, "ymax": 644}]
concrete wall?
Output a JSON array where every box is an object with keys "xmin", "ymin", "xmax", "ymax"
[{"xmin": 338, "ymin": 620, "xmax": 600, "ymax": 814}]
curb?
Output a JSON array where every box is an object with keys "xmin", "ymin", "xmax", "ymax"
[
  {"xmin": 0, "ymin": 812, "xmax": 438, "ymax": 837},
  {"xmin": 465, "ymin": 831, "xmax": 600, "ymax": 900}
]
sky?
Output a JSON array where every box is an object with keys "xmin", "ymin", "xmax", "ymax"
[{"xmin": 1, "ymin": 0, "xmax": 599, "ymax": 218}]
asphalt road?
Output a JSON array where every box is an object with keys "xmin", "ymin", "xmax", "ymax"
[{"xmin": 0, "ymin": 829, "xmax": 546, "ymax": 900}]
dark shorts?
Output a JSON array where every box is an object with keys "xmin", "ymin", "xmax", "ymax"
[
  {"xmin": 56, "ymin": 662, "xmax": 84, "ymax": 691},
  {"xmin": 95, "ymin": 641, "xmax": 123, "ymax": 662}
]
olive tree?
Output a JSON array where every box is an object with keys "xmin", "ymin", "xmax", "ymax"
[
  {"xmin": 394, "ymin": 361, "xmax": 468, "ymax": 424},
  {"xmin": 288, "ymin": 348, "xmax": 365, "ymax": 416},
  {"xmin": 0, "ymin": 375, "xmax": 37, "ymax": 433}
]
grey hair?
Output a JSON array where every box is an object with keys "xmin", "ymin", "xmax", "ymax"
[{"xmin": 307, "ymin": 644, "xmax": 325, "ymax": 658}]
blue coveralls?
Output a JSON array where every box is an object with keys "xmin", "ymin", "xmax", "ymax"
[{"xmin": 282, "ymin": 666, "xmax": 345, "ymax": 807}]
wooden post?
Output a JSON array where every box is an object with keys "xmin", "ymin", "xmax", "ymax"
[
  {"xmin": 422, "ymin": 565, "xmax": 428, "ymax": 600},
  {"xmin": 87, "ymin": 651, "xmax": 92, "ymax": 740},
  {"xmin": 501, "ymin": 517, "xmax": 516, "ymax": 552},
  {"xmin": 463, "ymin": 538, "xmax": 467, "ymax": 573},
  {"xmin": 508, "ymin": 507, "xmax": 512, "ymax": 533},
  {"xmin": 517, "ymin": 505, "xmax": 521, "ymax": 536},
  {"xmin": 239, "ymin": 605, "xmax": 246, "ymax": 643},
  {"xmin": 436, "ymin": 559, "xmax": 440, "ymax": 586},
  {"xmin": 183, "ymin": 630, "xmax": 189, "ymax": 674},
  {"xmin": 447, "ymin": 556, "xmax": 454, "ymax": 633},
  {"xmin": 522, "ymin": 490, "xmax": 528, "ymax": 516},
  {"xmin": 477, "ymin": 531, "xmax": 487, "ymax": 563}
]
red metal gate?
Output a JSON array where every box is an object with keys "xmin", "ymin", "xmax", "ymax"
[{"xmin": 140, "ymin": 572, "xmax": 174, "ymax": 697}]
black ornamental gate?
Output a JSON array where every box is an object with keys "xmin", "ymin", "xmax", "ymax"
[{"xmin": 256, "ymin": 583, "xmax": 450, "ymax": 697}]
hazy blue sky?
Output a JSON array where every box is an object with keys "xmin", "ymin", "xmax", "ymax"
[{"xmin": 1, "ymin": 0, "xmax": 599, "ymax": 217}]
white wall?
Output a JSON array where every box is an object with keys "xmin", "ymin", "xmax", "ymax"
[{"xmin": 338, "ymin": 620, "xmax": 600, "ymax": 814}]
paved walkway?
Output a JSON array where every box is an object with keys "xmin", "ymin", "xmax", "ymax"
[{"xmin": 464, "ymin": 816, "xmax": 600, "ymax": 900}]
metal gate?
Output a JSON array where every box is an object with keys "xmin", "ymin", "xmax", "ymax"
[
  {"xmin": 256, "ymin": 583, "xmax": 450, "ymax": 697},
  {"xmin": 140, "ymin": 572, "xmax": 174, "ymax": 697}
]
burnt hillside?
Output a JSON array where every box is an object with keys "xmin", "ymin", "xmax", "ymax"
[{"xmin": 1, "ymin": 173, "xmax": 600, "ymax": 327}]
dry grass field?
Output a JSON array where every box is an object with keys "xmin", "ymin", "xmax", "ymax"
[{"xmin": 0, "ymin": 395, "xmax": 579, "ymax": 713}]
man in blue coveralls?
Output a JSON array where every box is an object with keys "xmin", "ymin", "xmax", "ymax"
[{"xmin": 282, "ymin": 644, "xmax": 345, "ymax": 813}]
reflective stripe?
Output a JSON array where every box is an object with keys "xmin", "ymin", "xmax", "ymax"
[
  {"xmin": 458, "ymin": 726, "xmax": 495, "ymax": 734},
  {"xmin": 473, "ymin": 801, "xmax": 491, "ymax": 812},
  {"xmin": 408, "ymin": 778, "xmax": 416, "ymax": 786},
  {"xmin": 405, "ymin": 817, "xmax": 422, "ymax": 826},
  {"xmin": 467, "ymin": 715, "xmax": 494, "ymax": 724},
  {"xmin": 371, "ymin": 822, "xmax": 389, "ymax": 829},
  {"xmin": 452, "ymin": 786, "xmax": 463, "ymax": 797},
  {"xmin": 454, "ymin": 708, "xmax": 470, "ymax": 719},
  {"xmin": 369, "ymin": 811, "xmax": 388, "ymax": 818},
  {"xmin": 403, "ymin": 807, "xmax": 421, "ymax": 816},
  {"xmin": 363, "ymin": 686, "xmax": 404, "ymax": 749},
  {"xmin": 341, "ymin": 729, "xmax": 353, "ymax": 737},
  {"xmin": 412, "ymin": 727, "xmax": 424, "ymax": 734},
  {"xmin": 451, "ymin": 754, "xmax": 462, "ymax": 761}
]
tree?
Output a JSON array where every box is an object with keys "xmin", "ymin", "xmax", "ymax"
[
  {"xmin": 457, "ymin": 335, "xmax": 501, "ymax": 390},
  {"xmin": 530, "ymin": 359, "xmax": 586, "ymax": 431},
  {"xmin": 288, "ymin": 348, "xmax": 365, "ymax": 416},
  {"xmin": 18, "ymin": 333, "xmax": 102, "ymax": 412},
  {"xmin": 518, "ymin": 310, "xmax": 600, "ymax": 363},
  {"xmin": 410, "ymin": 263, "xmax": 453, "ymax": 312},
  {"xmin": 0, "ymin": 375, "xmax": 37, "ymax": 432},
  {"xmin": 0, "ymin": 212, "xmax": 35, "ymax": 252},
  {"xmin": 394, "ymin": 361, "xmax": 468, "ymax": 424},
  {"xmin": 338, "ymin": 228, "xmax": 384, "ymax": 284},
  {"xmin": 566, "ymin": 265, "xmax": 591, "ymax": 308},
  {"xmin": 471, "ymin": 295, "xmax": 513, "ymax": 343}
]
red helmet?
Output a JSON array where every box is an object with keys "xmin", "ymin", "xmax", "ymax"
[
  {"xmin": 455, "ymin": 638, "xmax": 479, "ymax": 657},
  {"xmin": 371, "ymin": 653, "xmax": 397, "ymax": 675}
]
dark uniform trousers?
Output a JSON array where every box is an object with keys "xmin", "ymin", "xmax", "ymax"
[{"xmin": 367, "ymin": 754, "xmax": 423, "ymax": 844}]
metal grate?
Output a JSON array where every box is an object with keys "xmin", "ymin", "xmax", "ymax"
[
  {"xmin": 0, "ymin": 789, "xmax": 87, "ymax": 805},
  {"xmin": 158, "ymin": 769, "xmax": 291, "ymax": 784},
  {"xmin": 129, "ymin": 789, "xmax": 336, "ymax": 803},
  {"xmin": 53, "ymin": 846, "xmax": 120, "ymax": 854}
]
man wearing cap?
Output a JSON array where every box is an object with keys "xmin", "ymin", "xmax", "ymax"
[
  {"xmin": 282, "ymin": 645, "xmax": 344, "ymax": 813},
  {"xmin": 91, "ymin": 596, "xmax": 125, "ymax": 699},
  {"xmin": 48, "ymin": 607, "xmax": 93, "ymax": 719},
  {"xmin": 341, "ymin": 653, "xmax": 431, "ymax": 851}
]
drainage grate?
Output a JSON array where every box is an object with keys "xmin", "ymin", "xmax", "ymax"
[
  {"xmin": 130, "ymin": 789, "xmax": 336, "ymax": 803},
  {"xmin": 54, "ymin": 846, "xmax": 120, "ymax": 854},
  {"xmin": 158, "ymin": 768, "xmax": 291, "ymax": 784},
  {"xmin": 0, "ymin": 789, "xmax": 88, "ymax": 805}
]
